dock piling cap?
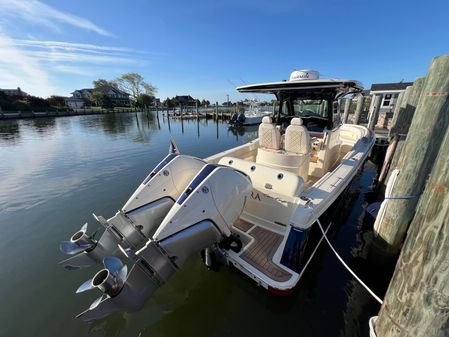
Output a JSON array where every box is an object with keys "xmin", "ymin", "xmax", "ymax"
[{"xmin": 290, "ymin": 70, "xmax": 319, "ymax": 81}]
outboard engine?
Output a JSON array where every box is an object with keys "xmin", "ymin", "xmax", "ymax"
[
  {"xmin": 59, "ymin": 143, "xmax": 206, "ymax": 270},
  {"xmin": 237, "ymin": 111, "xmax": 246, "ymax": 124},
  {"xmin": 75, "ymin": 164, "xmax": 252, "ymax": 321},
  {"xmin": 229, "ymin": 112, "xmax": 238, "ymax": 124}
]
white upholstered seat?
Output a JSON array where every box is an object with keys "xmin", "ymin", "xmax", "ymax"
[
  {"xmin": 258, "ymin": 116, "xmax": 281, "ymax": 150},
  {"xmin": 284, "ymin": 118, "xmax": 311, "ymax": 155}
]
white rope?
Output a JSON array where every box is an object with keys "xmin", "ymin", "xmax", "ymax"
[{"xmin": 316, "ymin": 218, "xmax": 384, "ymax": 305}]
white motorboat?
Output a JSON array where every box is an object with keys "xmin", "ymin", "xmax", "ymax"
[
  {"xmin": 59, "ymin": 70, "xmax": 375, "ymax": 321},
  {"xmin": 229, "ymin": 101, "xmax": 273, "ymax": 126}
]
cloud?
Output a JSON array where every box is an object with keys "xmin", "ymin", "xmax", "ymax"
[
  {"xmin": 0, "ymin": 35, "xmax": 55, "ymax": 97},
  {"xmin": 0, "ymin": 0, "xmax": 113, "ymax": 36},
  {"xmin": 13, "ymin": 39, "xmax": 134, "ymax": 54}
]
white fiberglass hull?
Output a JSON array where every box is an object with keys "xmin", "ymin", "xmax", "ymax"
[{"xmin": 206, "ymin": 124, "xmax": 375, "ymax": 293}]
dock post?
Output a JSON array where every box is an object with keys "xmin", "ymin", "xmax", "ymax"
[
  {"xmin": 367, "ymin": 95, "xmax": 382, "ymax": 130},
  {"xmin": 342, "ymin": 98, "xmax": 351, "ymax": 123},
  {"xmin": 215, "ymin": 102, "xmax": 218, "ymax": 120},
  {"xmin": 353, "ymin": 94, "xmax": 365, "ymax": 124},
  {"xmin": 196, "ymin": 101, "xmax": 199, "ymax": 118},
  {"xmin": 374, "ymin": 121, "xmax": 449, "ymax": 337},
  {"xmin": 374, "ymin": 55, "xmax": 449, "ymax": 254},
  {"xmin": 379, "ymin": 79, "xmax": 424, "ymax": 185}
]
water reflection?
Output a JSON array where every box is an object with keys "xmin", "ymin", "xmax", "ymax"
[
  {"xmin": 0, "ymin": 119, "xmax": 21, "ymax": 145},
  {"xmin": 0, "ymin": 112, "xmax": 390, "ymax": 337}
]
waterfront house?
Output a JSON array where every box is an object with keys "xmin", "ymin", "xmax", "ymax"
[
  {"xmin": 0, "ymin": 87, "xmax": 28, "ymax": 97},
  {"xmin": 173, "ymin": 95, "xmax": 195, "ymax": 105},
  {"xmin": 70, "ymin": 85, "xmax": 130, "ymax": 107},
  {"xmin": 369, "ymin": 81, "xmax": 413, "ymax": 129},
  {"xmin": 370, "ymin": 82, "xmax": 413, "ymax": 113}
]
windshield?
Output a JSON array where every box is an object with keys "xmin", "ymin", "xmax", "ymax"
[{"xmin": 292, "ymin": 99, "xmax": 328, "ymax": 118}]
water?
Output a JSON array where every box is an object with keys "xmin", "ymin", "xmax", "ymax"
[{"xmin": 0, "ymin": 112, "xmax": 393, "ymax": 337}]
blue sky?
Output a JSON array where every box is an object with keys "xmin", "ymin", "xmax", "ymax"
[{"xmin": 0, "ymin": 0, "xmax": 448, "ymax": 102}]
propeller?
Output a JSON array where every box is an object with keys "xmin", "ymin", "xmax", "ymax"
[
  {"xmin": 76, "ymin": 256, "xmax": 128, "ymax": 298},
  {"xmin": 60, "ymin": 223, "xmax": 97, "ymax": 255}
]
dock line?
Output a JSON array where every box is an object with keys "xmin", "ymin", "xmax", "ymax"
[{"xmin": 315, "ymin": 218, "xmax": 384, "ymax": 305}]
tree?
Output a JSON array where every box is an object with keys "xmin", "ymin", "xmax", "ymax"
[
  {"xmin": 47, "ymin": 96, "xmax": 66, "ymax": 107},
  {"xmin": 89, "ymin": 91, "xmax": 107, "ymax": 106},
  {"xmin": 137, "ymin": 94, "xmax": 155, "ymax": 107},
  {"xmin": 114, "ymin": 73, "xmax": 157, "ymax": 102},
  {"xmin": 93, "ymin": 79, "xmax": 117, "ymax": 89}
]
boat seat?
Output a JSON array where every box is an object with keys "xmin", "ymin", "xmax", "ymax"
[
  {"xmin": 310, "ymin": 128, "xmax": 341, "ymax": 177},
  {"xmin": 258, "ymin": 116, "xmax": 281, "ymax": 150},
  {"xmin": 284, "ymin": 118, "xmax": 311, "ymax": 155},
  {"xmin": 218, "ymin": 156, "xmax": 304, "ymax": 225},
  {"xmin": 283, "ymin": 117, "xmax": 311, "ymax": 179},
  {"xmin": 219, "ymin": 157, "xmax": 304, "ymax": 198}
]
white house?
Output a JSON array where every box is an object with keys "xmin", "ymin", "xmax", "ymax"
[
  {"xmin": 69, "ymin": 85, "xmax": 130, "ymax": 107},
  {"xmin": 369, "ymin": 81, "xmax": 413, "ymax": 129},
  {"xmin": 370, "ymin": 82, "xmax": 413, "ymax": 113}
]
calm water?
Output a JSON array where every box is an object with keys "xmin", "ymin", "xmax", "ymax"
[{"xmin": 0, "ymin": 112, "xmax": 392, "ymax": 337}]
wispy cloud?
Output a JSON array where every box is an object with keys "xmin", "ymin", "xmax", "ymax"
[
  {"xmin": 0, "ymin": 0, "xmax": 113, "ymax": 37},
  {"xmin": 13, "ymin": 39, "xmax": 134, "ymax": 54},
  {"xmin": 0, "ymin": 35, "xmax": 55, "ymax": 97},
  {"xmin": 0, "ymin": 1, "xmax": 152, "ymax": 97}
]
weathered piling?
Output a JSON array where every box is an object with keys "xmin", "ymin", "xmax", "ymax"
[
  {"xmin": 215, "ymin": 102, "xmax": 218, "ymax": 119},
  {"xmin": 374, "ymin": 55, "xmax": 449, "ymax": 254},
  {"xmin": 374, "ymin": 121, "xmax": 449, "ymax": 337},
  {"xmin": 342, "ymin": 98, "xmax": 351, "ymax": 123},
  {"xmin": 380, "ymin": 78, "xmax": 424, "ymax": 185},
  {"xmin": 195, "ymin": 102, "xmax": 199, "ymax": 118},
  {"xmin": 367, "ymin": 95, "xmax": 382, "ymax": 130},
  {"xmin": 353, "ymin": 95, "xmax": 365, "ymax": 125}
]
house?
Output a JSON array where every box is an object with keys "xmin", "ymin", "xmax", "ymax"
[
  {"xmin": 370, "ymin": 81, "xmax": 413, "ymax": 129},
  {"xmin": 70, "ymin": 85, "xmax": 130, "ymax": 107},
  {"xmin": 0, "ymin": 87, "xmax": 28, "ymax": 97},
  {"xmin": 370, "ymin": 82, "xmax": 413, "ymax": 113},
  {"xmin": 172, "ymin": 95, "xmax": 195, "ymax": 105},
  {"xmin": 64, "ymin": 97, "xmax": 85, "ymax": 109}
]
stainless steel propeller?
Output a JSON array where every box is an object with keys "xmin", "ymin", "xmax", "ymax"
[
  {"xmin": 76, "ymin": 256, "xmax": 128, "ymax": 297},
  {"xmin": 60, "ymin": 223, "xmax": 97, "ymax": 255}
]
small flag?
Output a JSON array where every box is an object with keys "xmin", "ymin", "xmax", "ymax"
[{"xmin": 169, "ymin": 136, "xmax": 180, "ymax": 155}]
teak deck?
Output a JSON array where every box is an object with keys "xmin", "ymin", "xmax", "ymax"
[{"xmin": 234, "ymin": 219, "xmax": 292, "ymax": 282}]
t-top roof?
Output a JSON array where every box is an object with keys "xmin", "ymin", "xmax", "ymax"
[{"xmin": 236, "ymin": 79, "xmax": 363, "ymax": 97}]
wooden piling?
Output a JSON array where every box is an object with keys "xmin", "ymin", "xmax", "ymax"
[
  {"xmin": 342, "ymin": 98, "xmax": 351, "ymax": 123},
  {"xmin": 374, "ymin": 120, "xmax": 449, "ymax": 337},
  {"xmin": 382, "ymin": 78, "xmax": 425, "ymax": 184},
  {"xmin": 367, "ymin": 95, "xmax": 382, "ymax": 130},
  {"xmin": 353, "ymin": 95, "xmax": 365, "ymax": 125},
  {"xmin": 196, "ymin": 101, "xmax": 199, "ymax": 118},
  {"xmin": 215, "ymin": 102, "xmax": 218, "ymax": 120},
  {"xmin": 390, "ymin": 78, "xmax": 424, "ymax": 138},
  {"xmin": 375, "ymin": 55, "xmax": 449, "ymax": 254}
]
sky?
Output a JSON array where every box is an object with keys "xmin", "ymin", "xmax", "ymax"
[{"xmin": 0, "ymin": 0, "xmax": 448, "ymax": 102}]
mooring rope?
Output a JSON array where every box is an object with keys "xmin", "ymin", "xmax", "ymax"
[
  {"xmin": 315, "ymin": 218, "xmax": 384, "ymax": 305},
  {"xmin": 383, "ymin": 194, "xmax": 420, "ymax": 200}
]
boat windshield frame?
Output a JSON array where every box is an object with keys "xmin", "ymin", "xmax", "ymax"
[{"xmin": 237, "ymin": 79, "xmax": 362, "ymax": 129}]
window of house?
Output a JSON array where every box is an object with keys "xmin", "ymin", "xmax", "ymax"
[{"xmin": 382, "ymin": 94, "xmax": 392, "ymax": 107}]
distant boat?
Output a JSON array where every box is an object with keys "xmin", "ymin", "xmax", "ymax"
[
  {"xmin": 229, "ymin": 101, "xmax": 272, "ymax": 126},
  {"xmin": 59, "ymin": 69, "xmax": 375, "ymax": 321}
]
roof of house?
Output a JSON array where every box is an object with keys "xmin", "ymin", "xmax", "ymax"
[
  {"xmin": 174, "ymin": 95, "xmax": 194, "ymax": 100},
  {"xmin": 0, "ymin": 88, "xmax": 28, "ymax": 95},
  {"xmin": 370, "ymin": 82, "xmax": 413, "ymax": 91},
  {"xmin": 72, "ymin": 85, "xmax": 129, "ymax": 97}
]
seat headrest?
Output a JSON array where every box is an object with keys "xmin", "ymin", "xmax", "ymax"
[
  {"xmin": 262, "ymin": 116, "xmax": 272, "ymax": 124},
  {"xmin": 291, "ymin": 117, "xmax": 303, "ymax": 126}
]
